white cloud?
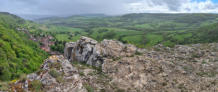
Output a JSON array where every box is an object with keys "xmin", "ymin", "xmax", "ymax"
[
  {"xmin": 126, "ymin": 0, "xmax": 218, "ymax": 13},
  {"xmin": 179, "ymin": 0, "xmax": 218, "ymax": 13}
]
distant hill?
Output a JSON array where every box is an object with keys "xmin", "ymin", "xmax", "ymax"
[
  {"xmin": 0, "ymin": 12, "xmax": 47, "ymax": 81},
  {"xmin": 17, "ymin": 14, "xmax": 56, "ymax": 20},
  {"xmin": 36, "ymin": 13, "xmax": 218, "ymax": 30},
  {"xmin": 35, "ymin": 13, "xmax": 218, "ymax": 47}
]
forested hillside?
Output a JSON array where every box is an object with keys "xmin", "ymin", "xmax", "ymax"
[
  {"xmin": 0, "ymin": 12, "xmax": 47, "ymax": 81},
  {"xmin": 36, "ymin": 13, "xmax": 218, "ymax": 48}
]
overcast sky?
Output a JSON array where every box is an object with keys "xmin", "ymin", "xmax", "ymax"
[{"xmin": 0, "ymin": 0, "xmax": 218, "ymax": 16}]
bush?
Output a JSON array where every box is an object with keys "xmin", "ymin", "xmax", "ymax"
[
  {"xmin": 102, "ymin": 31, "xmax": 116, "ymax": 39},
  {"xmin": 135, "ymin": 51, "xmax": 143, "ymax": 55},
  {"xmin": 30, "ymin": 80, "xmax": 43, "ymax": 92},
  {"xmin": 49, "ymin": 69, "xmax": 60, "ymax": 78}
]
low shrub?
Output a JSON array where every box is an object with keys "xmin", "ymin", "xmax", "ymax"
[{"xmin": 49, "ymin": 69, "xmax": 60, "ymax": 78}]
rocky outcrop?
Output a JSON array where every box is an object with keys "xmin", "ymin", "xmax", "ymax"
[
  {"xmin": 64, "ymin": 42, "xmax": 76, "ymax": 59},
  {"xmin": 11, "ymin": 55, "xmax": 87, "ymax": 92},
  {"xmin": 99, "ymin": 39, "xmax": 137, "ymax": 57},
  {"xmin": 64, "ymin": 37, "xmax": 103, "ymax": 67},
  {"xmin": 64, "ymin": 36, "xmax": 138, "ymax": 67},
  {"xmin": 10, "ymin": 37, "xmax": 218, "ymax": 92},
  {"xmin": 102, "ymin": 43, "xmax": 218, "ymax": 91}
]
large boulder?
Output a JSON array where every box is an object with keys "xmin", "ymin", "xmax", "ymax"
[
  {"xmin": 64, "ymin": 36, "xmax": 103, "ymax": 67},
  {"xmin": 64, "ymin": 36, "xmax": 138, "ymax": 67}
]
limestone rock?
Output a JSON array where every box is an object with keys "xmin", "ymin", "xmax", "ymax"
[
  {"xmin": 11, "ymin": 37, "xmax": 218, "ymax": 92},
  {"xmin": 64, "ymin": 36, "xmax": 137, "ymax": 67},
  {"xmin": 64, "ymin": 42, "xmax": 76, "ymax": 60},
  {"xmin": 11, "ymin": 55, "xmax": 87, "ymax": 92}
]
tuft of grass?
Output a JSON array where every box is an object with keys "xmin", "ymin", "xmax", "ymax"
[
  {"xmin": 79, "ymin": 71, "xmax": 85, "ymax": 76},
  {"xmin": 116, "ymin": 88, "xmax": 125, "ymax": 92},
  {"xmin": 84, "ymin": 83, "xmax": 94, "ymax": 92},
  {"xmin": 196, "ymin": 71, "xmax": 217, "ymax": 77},
  {"xmin": 49, "ymin": 69, "xmax": 61, "ymax": 78},
  {"xmin": 135, "ymin": 51, "xmax": 143, "ymax": 55},
  {"xmin": 202, "ymin": 61, "xmax": 207, "ymax": 64},
  {"xmin": 48, "ymin": 62, "xmax": 62, "ymax": 69},
  {"xmin": 72, "ymin": 61, "xmax": 102, "ymax": 72},
  {"xmin": 56, "ymin": 76, "xmax": 64, "ymax": 83},
  {"xmin": 112, "ymin": 57, "xmax": 121, "ymax": 61},
  {"xmin": 0, "ymin": 82, "xmax": 9, "ymax": 91},
  {"xmin": 30, "ymin": 80, "xmax": 43, "ymax": 92},
  {"xmin": 191, "ymin": 60, "xmax": 198, "ymax": 62},
  {"xmin": 19, "ymin": 74, "xmax": 27, "ymax": 82}
]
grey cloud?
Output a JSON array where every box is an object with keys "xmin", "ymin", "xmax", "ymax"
[
  {"xmin": 0, "ymin": 0, "xmax": 217, "ymax": 16},
  {"xmin": 0, "ymin": 0, "xmax": 139, "ymax": 15},
  {"xmin": 148, "ymin": 0, "xmax": 188, "ymax": 11}
]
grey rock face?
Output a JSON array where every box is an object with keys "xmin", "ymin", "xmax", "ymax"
[
  {"xmin": 65, "ymin": 36, "xmax": 103, "ymax": 67},
  {"xmin": 100, "ymin": 39, "xmax": 137, "ymax": 57},
  {"xmin": 11, "ymin": 37, "xmax": 218, "ymax": 92},
  {"xmin": 12, "ymin": 55, "xmax": 87, "ymax": 92},
  {"xmin": 64, "ymin": 36, "xmax": 138, "ymax": 67},
  {"xmin": 64, "ymin": 42, "xmax": 76, "ymax": 60}
]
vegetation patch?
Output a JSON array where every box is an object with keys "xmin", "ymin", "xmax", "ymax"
[
  {"xmin": 29, "ymin": 80, "xmax": 43, "ymax": 92},
  {"xmin": 0, "ymin": 13, "xmax": 48, "ymax": 81},
  {"xmin": 84, "ymin": 83, "xmax": 94, "ymax": 92},
  {"xmin": 0, "ymin": 82, "xmax": 9, "ymax": 91},
  {"xmin": 196, "ymin": 71, "xmax": 217, "ymax": 77},
  {"xmin": 49, "ymin": 69, "xmax": 61, "ymax": 78}
]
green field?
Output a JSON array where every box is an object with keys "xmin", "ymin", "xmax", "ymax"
[
  {"xmin": 36, "ymin": 13, "xmax": 218, "ymax": 48},
  {"xmin": 56, "ymin": 34, "xmax": 70, "ymax": 41}
]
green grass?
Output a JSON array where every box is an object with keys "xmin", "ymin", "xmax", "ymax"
[
  {"xmin": 30, "ymin": 80, "xmax": 43, "ymax": 92},
  {"xmin": 145, "ymin": 34, "xmax": 163, "ymax": 47},
  {"xmin": 172, "ymin": 33, "xmax": 193, "ymax": 42},
  {"xmin": 134, "ymin": 24, "xmax": 154, "ymax": 29},
  {"xmin": 56, "ymin": 34, "xmax": 70, "ymax": 41},
  {"xmin": 45, "ymin": 26, "xmax": 83, "ymax": 33},
  {"xmin": 71, "ymin": 35, "xmax": 83, "ymax": 42},
  {"xmin": 49, "ymin": 69, "xmax": 61, "ymax": 78},
  {"xmin": 122, "ymin": 35, "xmax": 144, "ymax": 46}
]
